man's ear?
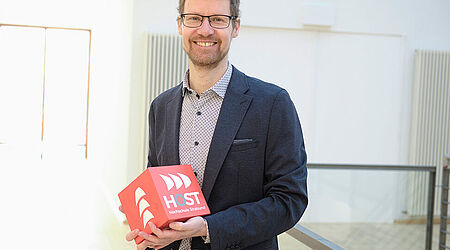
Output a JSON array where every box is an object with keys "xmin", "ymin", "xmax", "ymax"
[
  {"xmin": 232, "ymin": 18, "xmax": 240, "ymax": 38},
  {"xmin": 177, "ymin": 17, "xmax": 183, "ymax": 35}
]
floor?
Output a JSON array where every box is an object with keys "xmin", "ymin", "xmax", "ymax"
[{"xmin": 279, "ymin": 222, "xmax": 447, "ymax": 250}]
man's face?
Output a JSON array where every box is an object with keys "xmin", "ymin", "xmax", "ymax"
[{"xmin": 177, "ymin": 0, "xmax": 240, "ymax": 68}]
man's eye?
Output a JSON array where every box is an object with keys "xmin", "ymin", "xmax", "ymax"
[
  {"xmin": 187, "ymin": 16, "xmax": 201, "ymax": 21},
  {"xmin": 211, "ymin": 17, "xmax": 226, "ymax": 23}
]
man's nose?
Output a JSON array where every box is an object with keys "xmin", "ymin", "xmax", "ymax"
[{"xmin": 197, "ymin": 18, "xmax": 215, "ymax": 35}]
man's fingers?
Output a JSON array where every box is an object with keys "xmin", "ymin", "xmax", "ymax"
[
  {"xmin": 170, "ymin": 216, "xmax": 203, "ymax": 231},
  {"xmin": 138, "ymin": 231, "xmax": 158, "ymax": 242},
  {"xmin": 137, "ymin": 231, "xmax": 150, "ymax": 240},
  {"xmin": 118, "ymin": 204, "xmax": 124, "ymax": 214},
  {"xmin": 148, "ymin": 222, "xmax": 164, "ymax": 237},
  {"xmin": 138, "ymin": 230, "xmax": 172, "ymax": 249},
  {"xmin": 125, "ymin": 229, "xmax": 139, "ymax": 242},
  {"xmin": 137, "ymin": 240, "xmax": 155, "ymax": 250},
  {"xmin": 169, "ymin": 221, "xmax": 184, "ymax": 231}
]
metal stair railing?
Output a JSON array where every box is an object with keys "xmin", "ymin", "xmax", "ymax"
[{"xmin": 306, "ymin": 163, "xmax": 437, "ymax": 250}]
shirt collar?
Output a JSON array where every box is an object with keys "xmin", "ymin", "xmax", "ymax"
[{"xmin": 182, "ymin": 62, "xmax": 233, "ymax": 98}]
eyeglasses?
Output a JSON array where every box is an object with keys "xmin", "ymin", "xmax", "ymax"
[{"xmin": 180, "ymin": 14, "xmax": 237, "ymax": 29}]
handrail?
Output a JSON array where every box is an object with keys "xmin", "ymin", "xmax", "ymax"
[
  {"xmin": 307, "ymin": 163, "xmax": 436, "ymax": 172},
  {"xmin": 306, "ymin": 162, "xmax": 437, "ymax": 250},
  {"xmin": 286, "ymin": 224, "xmax": 345, "ymax": 250}
]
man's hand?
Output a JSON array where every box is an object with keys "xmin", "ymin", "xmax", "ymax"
[
  {"xmin": 138, "ymin": 216, "xmax": 207, "ymax": 249},
  {"xmin": 167, "ymin": 216, "xmax": 207, "ymax": 238},
  {"xmin": 119, "ymin": 204, "xmax": 207, "ymax": 250}
]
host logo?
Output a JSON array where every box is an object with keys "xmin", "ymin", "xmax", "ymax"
[
  {"xmin": 163, "ymin": 192, "xmax": 201, "ymax": 209},
  {"xmin": 160, "ymin": 172, "xmax": 201, "ymax": 209},
  {"xmin": 135, "ymin": 187, "xmax": 154, "ymax": 227},
  {"xmin": 160, "ymin": 173, "xmax": 191, "ymax": 191}
]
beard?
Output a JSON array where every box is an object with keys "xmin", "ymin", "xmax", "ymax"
[{"xmin": 184, "ymin": 36, "xmax": 230, "ymax": 69}]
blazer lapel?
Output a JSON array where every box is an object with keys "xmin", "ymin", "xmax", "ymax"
[
  {"xmin": 202, "ymin": 67, "xmax": 253, "ymax": 200},
  {"xmin": 164, "ymin": 84, "xmax": 183, "ymax": 165}
]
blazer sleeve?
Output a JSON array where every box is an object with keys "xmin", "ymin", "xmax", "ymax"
[
  {"xmin": 147, "ymin": 101, "xmax": 158, "ymax": 168},
  {"xmin": 205, "ymin": 89, "xmax": 308, "ymax": 249}
]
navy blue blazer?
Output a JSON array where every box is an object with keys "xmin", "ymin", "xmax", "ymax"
[{"xmin": 147, "ymin": 66, "xmax": 308, "ymax": 250}]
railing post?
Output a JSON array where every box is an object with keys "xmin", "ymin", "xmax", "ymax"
[
  {"xmin": 426, "ymin": 170, "xmax": 436, "ymax": 250},
  {"xmin": 440, "ymin": 157, "xmax": 450, "ymax": 250}
]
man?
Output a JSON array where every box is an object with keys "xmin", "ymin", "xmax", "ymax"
[{"xmin": 125, "ymin": 0, "xmax": 308, "ymax": 249}]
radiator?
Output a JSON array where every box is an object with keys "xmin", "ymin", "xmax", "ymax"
[
  {"xmin": 146, "ymin": 33, "xmax": 188, "ymax": 102},
  {"xmin": 143, "ymin": 33, "xmax": 189, "ymax": 168},
  {"xmin": 408, "ymin": 50, "xmax": 450, "ymax": 216}
]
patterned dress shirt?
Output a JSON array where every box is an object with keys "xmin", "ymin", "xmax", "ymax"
[{"xmin": 178, "ymin": 63, "xmax": 232, "ymax": 250}]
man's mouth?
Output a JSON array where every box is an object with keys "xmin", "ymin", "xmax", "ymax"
[{"xmin": 194, "ymin": 41, "xmax": 217, "ymax": 47}]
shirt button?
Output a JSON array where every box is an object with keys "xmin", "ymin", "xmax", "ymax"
[
  {"xmin": 196, "ymin": 111, "xmax": 202, "ymax": 116},
  {"xmin": 194, "ymin": 141, "xmax": 199, "ymax": 146}
]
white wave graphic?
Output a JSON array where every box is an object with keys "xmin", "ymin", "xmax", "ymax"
[
  {"xmin": 169, "ymin": 174, "xmax": 183, "ymax": 189},
  {"xmin": 135, "ymin": 187, "xmax": 146, "ymax": 206},
  {"xmin": 142, "ymin": 210, "xmax": 154, "ymax": 227},
  {"xmin": 134, "ymin": 187, "xmax": 153, "ymax": 227},
  {"xmin": 138, "ymin": 199, "xmax": 150, "ymax": 216},
  {"xmin": 178, "ymin": 173, "xmax": 191, "ymax": 188},
  {"xmin": 160, "ymin": 174, "xmax": 174, "ymax": 190},
  {"xmin": 160, "ymin": 173, "xmax": 192, "ymax": 190}
]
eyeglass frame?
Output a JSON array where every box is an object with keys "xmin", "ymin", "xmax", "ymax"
[{"xmin": 179, "ymin": 13, "xmax": 238, "ymax": 29}]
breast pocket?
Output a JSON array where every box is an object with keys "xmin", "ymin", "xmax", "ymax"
[{"xmin": 229, "ymin": 138, "xmax": 257, "ymax": 152}]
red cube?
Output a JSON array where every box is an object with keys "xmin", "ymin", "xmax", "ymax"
[{"xmin": 118, "ymin": 165, "xmax": 210, "ymax": 244}]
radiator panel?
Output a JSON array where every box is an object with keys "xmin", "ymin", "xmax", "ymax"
[
  {"xmin": 408, "ymin": 50, "xmax": 450, "ymax": 216},
  {"xmin": 143, "ymin": 34, "xmax": 188, "ymax": 168}
]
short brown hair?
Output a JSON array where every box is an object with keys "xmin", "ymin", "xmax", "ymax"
[{"xmin": 178, "ymin": 0, "xmax": 240, "ymax": 17}]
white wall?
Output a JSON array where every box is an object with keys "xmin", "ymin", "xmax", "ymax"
[
  {"xmin": 1, "ymin": 0, "xmax": 134, "ymax": 248},
  {"xmin": 126, "ymin": 0, "xmax": 180, "ymax": 182},
  {"xmin": 230, "ymin": 27, "xmax": 407, "ymax": 222},
  {"xmin": 127, "ymin": 0, "xmax": 450, "ymax": 223},
  {"xmin": 233, "ymin": 0, "xmax": 450, "ymax": 222},
  {"xmin": 2, "ymin": 0, "xmax": 135, "ymax": 191}
]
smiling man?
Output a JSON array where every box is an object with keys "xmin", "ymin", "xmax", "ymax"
[{"xmin": 125, "ymin": 0, "xmax": 308, "ymax": 249}]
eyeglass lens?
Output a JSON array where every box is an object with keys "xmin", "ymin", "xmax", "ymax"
[{"xmin": 183, "ymin": 14, "xmax": 231, "ymax": 29}]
